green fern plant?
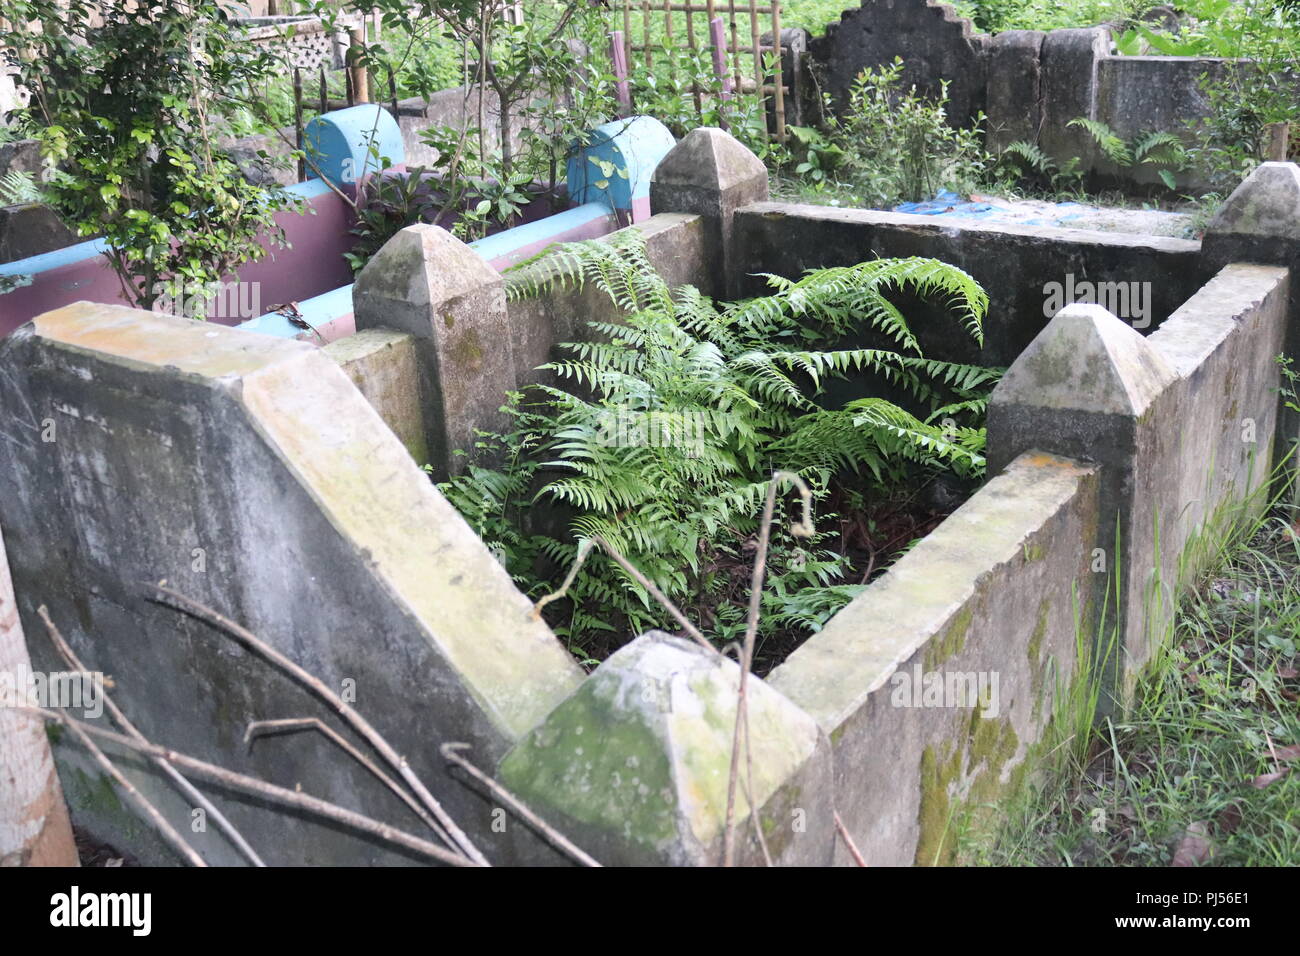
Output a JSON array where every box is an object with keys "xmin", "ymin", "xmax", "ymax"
[
  {"xmin": 1068, "ymin": 118, "xmax": 1189, "ymax": 189},
  {"xmin": 997, "ymin": 140, "xmax": 1084, "ymax": 194},
  {"xmin": 0, "ymin": 170, "xmax": 41, "ymax": 206},
  {"xmin": 444, "ymin": 230, "xmax": 1000, "ymax": 657}
]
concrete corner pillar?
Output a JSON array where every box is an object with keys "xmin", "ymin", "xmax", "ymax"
[
  {"xmin": 353, "ymin": 224, "xmax": 514, "ymax": 479},
  {"xmin": 1201, "ymin": 162, "xmax": 1300, "ymax": 498},
  {"xmin": 988, "ymin": 304, "xmax": 1177, "ymax": 703},
  {"xmin": 1203, "ymin": 162, "xmax": 1300, "ymax": 268},
  {"xmin": 650, "ymin": 127, "xmax": 769, "ymax": 300},
  {"xmin": 496, "ymin": 631, "xmax": 835, "ymax": 866},
  {"xmin": 1038, "ymin": 27, "xmax": 1110, "ymax": 169}
]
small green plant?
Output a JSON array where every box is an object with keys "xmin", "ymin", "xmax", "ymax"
[
  {"xmin": 344, "ymin": 169, "xmax": 439, "ymax": 273},
  {"xmin": 0, "ymin": 169, "xmax": 41, "ymax": 206},
  {"xmin": 786, "ymin": 124, "xmax": 846, "ymax": 188},
  {"xmin": 996, "ymin": 140, "xmax": 1086, "ymax": 194},
  {"xmin": 441, "ymin": 231, "xmax": 999, "ymax": 661}
]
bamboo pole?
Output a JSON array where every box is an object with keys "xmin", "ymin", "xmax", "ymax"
[
  {"xmin": 623, "ymin": 0, "xmax": 633, "ymax": 70},
  {"xmin": 748, "ymin": 0, "xmax": 766, "ymax": 141},
  {"xmin": 771, "ymin": 0, "xmax": 785, "ymax": 141},
  {"xmin": 683, "ymin": 0, "xmax": 703, "ymax": 119},
  {"xmin": 728, "ymin": 0, "xmax": 741, "ymax": 93},
  {"xmin": 293, "ymin": 67, "xmax": 304, "ymax": 182},
  {"xmin": 642, "ymin": 0, "xmax": 652, "ymax": 69},
  {"xmin": 348, "ymin": 27, "xmax": 368, "ymax": 104},
  {"xmin": 663, "ymin": 0, "xmax": 676, "ymax": 87}
]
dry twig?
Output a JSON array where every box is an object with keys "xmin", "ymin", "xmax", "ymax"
[
  {"xmin": 26, "ymin": 706, "xmax": 477, "ymax": 867},
  {"xmin": 441, "ymin": 742, "xmax": 602, "ymax": 867},
  {"xmin": 244, "ymin": 717, "xmax": 451, "ymax": 848},
  {"xmin": 723, "ymin": 471, "xmax": 811, "ymax": 867}
]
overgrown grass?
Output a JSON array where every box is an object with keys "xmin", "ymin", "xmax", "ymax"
[{"xmin": 970, "ymin": 503, "xmax": 1300, "ymax": 866}]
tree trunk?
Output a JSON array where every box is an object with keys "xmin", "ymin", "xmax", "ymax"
[{"xmin": 0, "ymin": 527, "xmax": 78, "ymax": 867}]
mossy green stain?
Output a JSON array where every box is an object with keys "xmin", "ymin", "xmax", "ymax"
[
  {"xmin": 915, "ymin": 742, "xmax": 962, "ymax": 866},
  {"xmin": 451, "ymin": 329, "xmax": 485, "ymax": 370},
  {"xmin": 924, "ymin": 605, "xmax": 972, "ymax": 671},
  {"xmin": 498, "ymin": 684, "xmax": 678, "ymax": 852}
]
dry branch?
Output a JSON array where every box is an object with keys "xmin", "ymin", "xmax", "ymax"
[
  {"xmin": 26, "ymin": 707, "xmax": 478, "ymax": 867},
  {"xmin": 441, "ymin": 743, "xmax": 602, "ymax": 868},
  {"xmin": 145, "ymin": 582, "xmax": 488, "ymax": 866},
  {"xmin": 244, "ymin": 717, "xmax": 452, "ymax": 848},
  {"xmin": 37, "ymin": 605, "xmax": 264, "ymax": 868}
]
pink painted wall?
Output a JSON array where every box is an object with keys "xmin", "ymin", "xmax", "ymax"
[{"xmin": 0, "ymin": 182, "xmax": 355, "ymax": 337}]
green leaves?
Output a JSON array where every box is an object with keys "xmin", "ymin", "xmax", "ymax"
[{"xmin": 4, "ymin": 0, "xmax": 301, "ymax": 314}]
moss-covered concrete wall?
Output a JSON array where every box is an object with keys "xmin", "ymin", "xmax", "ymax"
[
  {"xmin": 768, "ymin": 452, "xmax": 1103, "ymax": 865},
  {"xmin": 0, "ymin": 302, "xmax": 583, "ymax": 865}
]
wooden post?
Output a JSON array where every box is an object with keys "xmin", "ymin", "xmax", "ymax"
[
  {"xmin": 728, "ymin": 0, "xmax": 741, "ymax": 93},
  {"xmin": 622, "ymin": 1, "xmax": 633, "ymax": 73},
  {"xmin": 293, "ymin": 67, "xmax": 305, "ymax": 182},
  {"xmin": 1265, "ymin": 122, "xmax": 1291, "ymax": 162},
  {"xmin": 642, "ymin": 0, "xmax": 652, "ymax": 69},
  {"xmin": 709, "ymin": 17, "xmax": 731, "ymax": 131},
  {"xmin": 348, "ymin": 27, "xmax": 369, "ymax": 105},
  {"xmin": 684, "ymin": 2, "xmax": 702, "ymax": 119},
  {"xmin": 610, "ymin": 31, "xmax": 632, "ymax": 118},
  {"xmin": 748, "ymin": 0, "xmax": 766, "ymax": 140},
  {"xmin": 771, "ymin": 0, "xmax": 785, "ymax": 141},
  {"xmin": 709, "ymin": 17, "xmax": 732, "ymax": 98},
  {"xmin": 663, "ymin": 0, "xmax": 676, "ymax": 88}
]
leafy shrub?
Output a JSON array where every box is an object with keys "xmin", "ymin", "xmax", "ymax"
[
  {"xmin": 440, "ymin": 231, "xmax": 999, "ymax": 659},
  {"xmin": 957, "ymin": 0, "xmax": 1163, "ymax": 32},
  {"xmin": 819, "ymin": 59, "xmax": 992, "ymax": 207},
  {"xmin": 2, "ymin": 0, "xmax": 300, "ymax": 315}
]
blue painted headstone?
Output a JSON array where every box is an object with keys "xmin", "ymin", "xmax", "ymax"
[
  {"xmin": 566, "ymin": 116, "xmax": 676, "ymax": 219},
  {"xmin": 303, "ymin": 104, "xmax": 405, "ymax": 187}
]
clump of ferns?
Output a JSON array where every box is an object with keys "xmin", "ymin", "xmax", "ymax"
[{"xmin": 442, "ymin": 231, "xmax": 1001, "ymax": 655}]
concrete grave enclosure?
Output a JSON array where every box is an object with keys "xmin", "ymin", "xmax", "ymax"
[
  {"xmin": 803, "ymin": 0, "xmax": 1296, "ymax": 192},
  {"xmin": 1, "ymin": 124, "xmax": 1298, "ymax": 865}
]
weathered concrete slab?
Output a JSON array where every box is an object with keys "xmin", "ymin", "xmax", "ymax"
[
  {"xmin": 1035, "ymin": 28, "xmax": 1111, "ymax": 176},
  {"xmin": 985, "ymin": 30, "xmax": 1046, "ymax": 153},
  {"xmin": 323, "ymin": 327, "xmax": 427, "ymax": 465},
  {"xmin": 0, "ymin": 204, "xmax": 78, "ymax": 264},
  {"xmin": 733, "ymin": 201, "xmax": 1207, "ymax": 367},
  {"xmin": 497, "ymin": 632, "xmax": 835, "ymax": 866},
  {"xmin": 1200, "ymin": 162, "xmax": 1300, "ymax": 502},
  {"xmin": 770, "ymin": 452, "xmax": 1101, "ymax": 865},
  {"xmin": 990, "ymin": 270, "xmax": 1289, "ymax": 698},
  {"xmin": 808, "ymin": 0, "xmax": 987, "ymax": 126},
  {"xmin": 0, "ymin": 302, "xmax": 582, "ymax": 864}
]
